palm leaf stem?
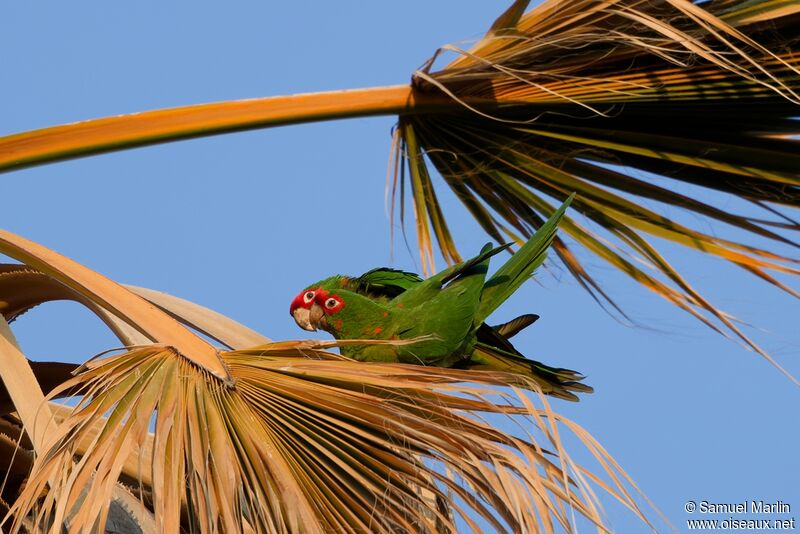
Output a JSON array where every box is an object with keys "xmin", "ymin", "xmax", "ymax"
[{"xmin": 0, "ymin": 85, "xmax": 460, "ymax": 173}]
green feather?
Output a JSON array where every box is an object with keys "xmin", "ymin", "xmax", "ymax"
[
  {"xmin": 391, "ymin": 242, "xmax": 509, "ymax": 310},
  {"xmin": 352, "ymin": 268, "xmax": 422, "ymax": 298},
  {"xmin": 476, "ymin": 195, "xmax": 573, "ymax": 325}
]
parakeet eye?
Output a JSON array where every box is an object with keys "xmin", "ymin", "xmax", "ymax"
[
  {"xmin": 314, "ymin": 290, "xmax": 344, "ymax": 313},
  {"xmin": 303, "ymin": 291, "xmax": 315, "ymax": 304}
]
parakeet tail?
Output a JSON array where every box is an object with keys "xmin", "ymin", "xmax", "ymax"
[{"xmin": 468, "ymin": 343, "xmax": 592, "ymax": 401}]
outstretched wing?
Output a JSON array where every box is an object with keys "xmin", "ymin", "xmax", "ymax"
[
  {"xmin": 476, "ymin": 195, "xmax": 573, "ymax": 324},
  {"xmin": 393, "ymin": 243, "xmax": 510, "ymax": 309}
]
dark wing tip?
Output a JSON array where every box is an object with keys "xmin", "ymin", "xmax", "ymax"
[{"xmin": 493, "ymin": 313, "xmax": 540, "ymax": 338}]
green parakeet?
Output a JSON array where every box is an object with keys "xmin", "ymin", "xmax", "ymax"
[{"xmin": 290, "ymin": 197, "xmax": 591, "ymax": 401}]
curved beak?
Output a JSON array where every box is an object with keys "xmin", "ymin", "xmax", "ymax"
[{"xmin": 292, "ymin": 303, "xmax": 325, "ymax": 332}]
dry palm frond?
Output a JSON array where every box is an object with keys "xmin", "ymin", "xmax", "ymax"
[
  {"xmin": 0, "ymin": 313, "xmax": 56, "ymax": 453},
  {"xmin": 0, "ymin": 230, "xmax": 229, "ymax": 380},
  {"xmin": 0, "ymin": 263, "xmax": 270, "ymax": 350},
  {"xmin": 8, "ymin": 342, "xmax": 653, "ymax": 534},
  {"xmin": 124, "ymin": 285, "xmax": 272, "ymax": 348},
  {"xmin": 394, "ymin": 0, "xmax": 800, "ymax": 375},
  {"xmin": 0, "ymin": 408, "xmax": 156, "ymax": 534},
  {"xmin": 0, "ymin": 230, "xmax": 653, "ymax": 532},
  {"xmin": 0, "ymin": 263, "xmax": 271, "ymax": 415}
]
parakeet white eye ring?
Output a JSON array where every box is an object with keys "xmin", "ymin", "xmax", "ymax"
[
  {"xmin": 325, "ymin": 297, "xmax": 338, "ymax": 309},
  {"xmin": 303, "ymin": 291, "xmax": 315, "ymax": 304}
]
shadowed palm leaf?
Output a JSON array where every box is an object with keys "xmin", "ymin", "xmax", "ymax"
[{"xmin": 393, "ymin": 0, "xmax": 800, "ymax": 375}]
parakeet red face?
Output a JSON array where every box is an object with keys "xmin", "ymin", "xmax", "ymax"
[
  {"xmin": 290, "ymin": 286, "xmax": 346, "ymax": 331},
  {"xmin": 289, "ymin": 287, "xmax": 321, "ymax": 331}
]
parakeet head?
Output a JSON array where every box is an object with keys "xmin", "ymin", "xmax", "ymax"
[
  {"xmin": 289, "ymin": 277, "xmax": 348, "ymax": 332},
  {"xmin": 290, "ymin": 280, "xmax": 386, "ymax": 337}
]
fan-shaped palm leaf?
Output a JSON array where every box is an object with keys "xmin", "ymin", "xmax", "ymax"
[{"xmin": 0, "ymin": 229, "xmax": 652, "ymax": 532}]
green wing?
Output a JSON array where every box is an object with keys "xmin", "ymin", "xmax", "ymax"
[
  {"xmin": 352, "ymin": 268, "xmax": 423, "ymax": 298},
  {"xmin": 476, "ymin": 195, "xmax": 573, "ymax": 325},
  {"xmin": 393, "ymin": 243, "xmax": 509, "ymax": 309},
  {"xmin": 389, "ymin": 244, "xmax": 509, "ymax": 366}
]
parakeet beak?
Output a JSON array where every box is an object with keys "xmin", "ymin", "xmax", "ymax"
[
  {"xmin": 292, "ymin": 303, "xmax": 325, "ymax": 331},
  {"xmin": 292, "ymin": 307, "xmax": 315, "ymax": 331}
]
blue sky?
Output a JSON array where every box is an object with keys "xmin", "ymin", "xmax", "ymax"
[{"xmin": 2, "ymin": 1, "xmax": 798, "ymax": 531}]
